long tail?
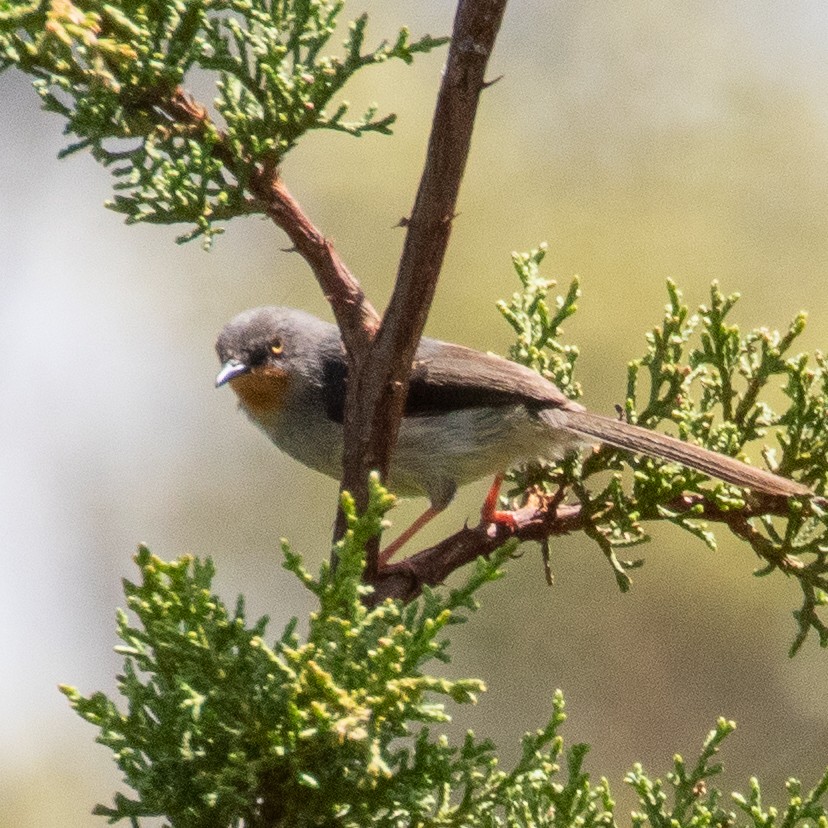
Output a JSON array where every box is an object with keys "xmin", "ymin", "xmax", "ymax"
[{"xmin": 559, "ymin": 409, "xmax": 811, "ymax": 498}]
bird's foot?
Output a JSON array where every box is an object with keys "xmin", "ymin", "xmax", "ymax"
[
  {"xmin": 483, "ymin": 509, "xmax": 519, "ymax": 530},
  {"xmin": 480, "ymin": 473, "xmax": 517, "ymax": 529}
]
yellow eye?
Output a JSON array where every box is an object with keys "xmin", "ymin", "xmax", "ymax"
[{"xmin": 270, "ymin": 338, "xmax": 284, "ymax": 356}]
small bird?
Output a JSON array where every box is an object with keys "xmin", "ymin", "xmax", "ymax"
[{"xmin": 216, "ymin": 306, "xmax": 810, "ymax": 563}]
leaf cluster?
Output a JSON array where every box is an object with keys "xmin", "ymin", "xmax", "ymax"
[
  {"xmin": 57, "ymin": 477, "xmax": 577, "ymax": 826},
  {"xmin": 61, "ymin": 477, "xmax": 828, "ymax": 826},
  {"xmin": 498, "ymin": 243, "xmax": 582, "ymax": 402},
  {"xmin": 499, "ymin": 251, "xmax": 828, "ymax": 652},
  {"xmin": 628, "ymin": 718, "xmax": 828, "ymax": 828},
  {"xmin": 0, "ymin": 0, "xmax": 445, "ymax": 243}
]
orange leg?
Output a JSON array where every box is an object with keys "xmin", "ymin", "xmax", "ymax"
[
  {"xmin": 379, "ymin": 505, "xmax": 442, "ymax": 567},
  {"xmin": 481, "ymin": 473, "xmax": 517, "ymax": 529}
]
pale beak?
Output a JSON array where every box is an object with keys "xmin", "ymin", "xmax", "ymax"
[{"xmin": 215, "ymin": 359, "xmax": 250, "ymax": 387}]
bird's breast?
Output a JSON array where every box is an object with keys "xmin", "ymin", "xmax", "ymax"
[{"xmin": 229, "ymin": 366, "xmax": 290, "ymax": 416}]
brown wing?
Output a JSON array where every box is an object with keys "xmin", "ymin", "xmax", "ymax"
[
  {"xmin": 321, "ymin": 337, "xmax": 581, "ymax": 424},
  {"xmin": 408, "ymin": 338, "xmax": 581, "ymax": 415}
]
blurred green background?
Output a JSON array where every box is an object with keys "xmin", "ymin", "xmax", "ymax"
[{"xmin": 2, "ymin": 1, "xmax": 828, "ymax": 824}]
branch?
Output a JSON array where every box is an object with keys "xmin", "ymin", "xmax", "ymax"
[
  {"xmin": 342, "ymin": 0, "xmax": 509, "ymax": 579},
  {"xmin": 247, "ymin": 172, "xmax": 379, "ymax": 353},
  {"xmin": 161, "ymin": 89, "xmax": 379, "ymax": 354},
  {"xmin": 369, "ymin": 491, "xmax": 804, "ymax": 604}
]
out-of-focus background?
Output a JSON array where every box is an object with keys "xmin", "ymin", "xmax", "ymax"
[{"xmin": 3, "ymin": 1, "xmax": 828, "ymax": 824}]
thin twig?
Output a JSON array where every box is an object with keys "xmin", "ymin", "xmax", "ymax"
[
  {"xmin": 155, "ymin": 88, "xmax": 380, "ymax": 354},
  {"xmin": 248, "ymin": 173, "xmax": 378, "ymax": 354}
]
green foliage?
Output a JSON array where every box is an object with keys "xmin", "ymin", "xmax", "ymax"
[
  {"xmin": 732, "ymin": 770, "xmax": 828, "ymax": 828},
  {"xmin": 0, "ymin": 0, "xmax": 446, "ymax": 244},
  {"xmin": 60, "ymin": 477, "xmax": 828, "ymax": 825},
  {"xmin": 629, "ymin": 719, "xmax": 828, "ymax": 828},
  {"xmin": 627, "ymin": 718, "xmax": 737, "ymax": 828},
  {"xmin": 498, "ymin": 243, "xmax": 582, "ymax": 402},
  {"xmin": 54, "ymin": 476, "xmax": 541, "ymax": 825},
  {"xmin": 499, "ymin": 251, "xmax": 828, "ymax": 653}
]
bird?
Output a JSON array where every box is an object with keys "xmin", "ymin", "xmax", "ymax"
[{"xmin": 215, "ymin": 306, "xmax": 811, "ymax": 564}]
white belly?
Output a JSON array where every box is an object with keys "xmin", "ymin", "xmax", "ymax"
[{"xmin": 245, "ymin": 397, "xmax": 580, "ymax": 510}]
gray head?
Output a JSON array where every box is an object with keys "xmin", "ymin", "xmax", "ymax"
[{"xmin": 215, "ymin": 306, "xmax": 339, "ymax": 388}]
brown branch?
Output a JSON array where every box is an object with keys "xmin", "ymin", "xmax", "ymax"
[
  {"xmin": 247, "ymin": 173, "xmax": 379, "ymax": 354},
  {"xmin": 158, "ymin": 89, "xmax": 380, "ymax": 354},
  {"xmin": 368, "ymin": 491, "xmax": 803, "ymax": 604},
  {"xmin": 341, "ymin": 0, "xmax": 509, "ymax": 580}
]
